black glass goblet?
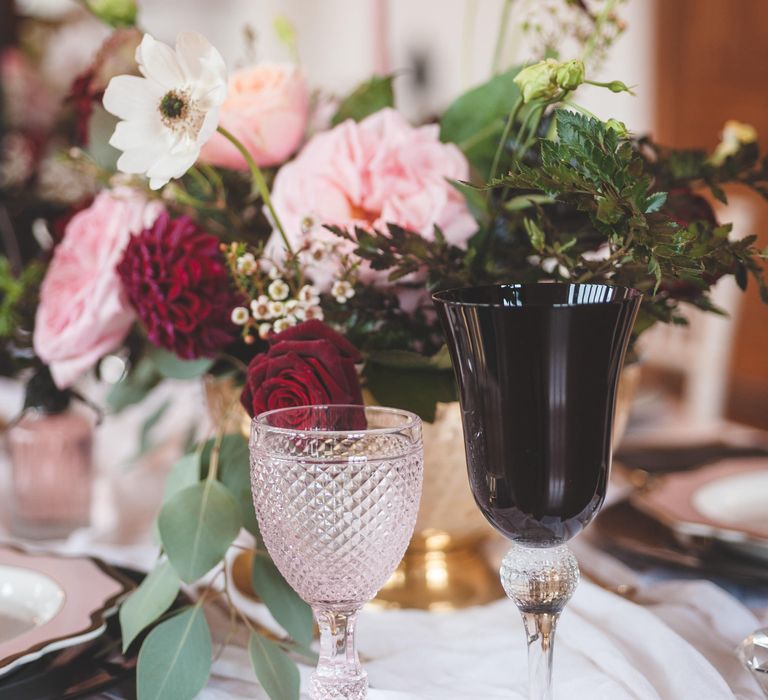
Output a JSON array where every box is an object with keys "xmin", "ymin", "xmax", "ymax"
[{"xmin": 433, "ymin": 283, "xmax": 641, "ymax": 700}]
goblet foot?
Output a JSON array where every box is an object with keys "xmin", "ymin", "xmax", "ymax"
[
  {"xmin": 310, "ymin": 673, "xmax": 368, "ymax": 700},
  {"xmin": 500, "ymin": 544, "xmax": 580, "ymax": 700}
]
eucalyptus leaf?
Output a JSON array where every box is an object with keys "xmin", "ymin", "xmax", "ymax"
[
  {"xmin": 107, "ymin": 357, "xmax": 162, "ymax": 412},
  {"xmin": 136, "ymin": 399, "xmax": 170, "ymax": 458},
  {"xmin": 331, "ymin": 75, "xmax": 394, "ymax": 126},
  {"xmin": 440, "ymin": 66, "xmax": 522, "ymax": 176},
  {"xmin": 203, "ymin": 434, "xmax": 261, "ymax": 541},
  {"xmin": 158, "ymin": 480, "xmax": 241, "ymax": 583},
  {"xmin": 364, "ymin": 363, "xmax": 457, "ymax": 422},
  {"xmin": 162, "ymin": 452, "xmax": 201, "ymax": 504},
  {"xmin": 147, "ymin": 347, "xmax": 214, "ymax": 380},
  {"xmin": 137, "ymin": 606, "xmax": 211, "ymax": 700},
  {"xmin": 248, "ymin": 632, "xmax": 300, "ymax": 700},
  {"xmin": 120, "ymin": 559, "xmax": 180, "ymax": 652},
  {"xmin": 251, "ymin": 552, "xmax": 313, "ymax": 646},
  {"xmin": 367, "ymin": 347, "xmax": 451, "ymax": 371}
]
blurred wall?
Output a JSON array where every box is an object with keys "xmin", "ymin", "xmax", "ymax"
[
  {"xmin": 137, "ymin": 0, "xmax": 654, "ymax": 130},
  {"xmin": 655, "ymin": 0, "xmax": 768, "ymax": 428}
]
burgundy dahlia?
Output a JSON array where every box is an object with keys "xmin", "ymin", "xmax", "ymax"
[{"xmin": 117, "ymin": 213, "xmax": 239, "ymax": 358}]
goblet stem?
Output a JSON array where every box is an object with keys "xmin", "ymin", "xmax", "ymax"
[
  {"xmin": 311, "ymin": 607, "xmax": 368, "ymax": 700},
  {"xmin": 500, "ymin": 544, "xmax": 580, "ymax": 700},
  {"xmin": 522, "ymin": 611, "xmax": 560, "ymax": 700}
]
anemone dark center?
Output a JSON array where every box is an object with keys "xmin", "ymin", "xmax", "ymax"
[{"xmin": 159, "ymin": 91, "xmax": 187, "ymax": 120}]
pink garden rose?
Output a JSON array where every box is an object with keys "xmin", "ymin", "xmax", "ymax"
[
  {"xmin": 34, "ymin": 187, "xmax": 163, "ymax": 388},
  {"xmin": 268, "ymin": 107, "xmax": 476, "ymax": 293},
  {"xmin": 200, "ymin": 63, "xmax": 309, "ymax": 169}
]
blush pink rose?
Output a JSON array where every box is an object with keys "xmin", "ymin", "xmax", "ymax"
[
  {"xmin": 200, "ymin": 63, "xmax": 309, "ymax": 169},
  {"xmin": 34, "ymin": 187, "xmax": 164, "ymax": 388},
  {"xmin": 268, "ymin": 108, "xmax": 476, "ymax": 294}
]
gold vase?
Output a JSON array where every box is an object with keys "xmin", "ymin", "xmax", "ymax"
[
  {"xmin": 373, "ymin": 363, "xmax": 642, "ymax": 610},
  {"xmin": 204, "ymin": 364, "xmax": 641, "ymax": 610},
  {"xmin": 372, "ymin": 400, "xmax": 501, "ymax": 610}
]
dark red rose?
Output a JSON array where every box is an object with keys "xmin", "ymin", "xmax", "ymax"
[
  {"xmin": 117, "ymin": 213, "xmax": 240, "ymax": 358},
  {"xmin": 661, "ymin": 188, "xmax": 726, "ymax": 297},
  {"xmin": 65, "ymin": 29, "xmax": 142, "ymax": 146},
  {"xmin": 664, "ymin": 188, "xmax": 717, "ymax": 228},
  {"xmin": 67, "ymin": 69, "xmax": 97, "ymax": 145},
  {"xmin": 241, "ymin": 320, "xmax": 364, "ymax": 423}
]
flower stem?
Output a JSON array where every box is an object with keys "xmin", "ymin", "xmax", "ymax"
[
  {"xmin": 216, "ymin": 126, "xmax": 294, "ymax": 256},
  {"xmin": 489, "ymin": 97, "xmax": 522, "ymax": 183},
  {"xmin": 491, "ymin": 0, "xmax": 514, "ymax": 75}
]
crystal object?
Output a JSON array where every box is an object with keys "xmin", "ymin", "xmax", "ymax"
[
  {"xmin": 250, "ymin": 405, "xmax": 423, "ymax": 700},
  {"xmin": 737, "ymin": 628, "xmax": 768, "ymax": 696},
  {"xmin": 434, "ymin": 283, "xmax": 640, "ymax": 700}
]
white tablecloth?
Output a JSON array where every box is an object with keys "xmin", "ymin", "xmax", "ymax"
[{"xmin": 1, "ymin": 378, "xmax": 766, "ymax": 699}]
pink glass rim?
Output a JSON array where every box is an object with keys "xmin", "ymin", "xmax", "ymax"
[{"xmin": 253, "ymin": 404, "xmax": 421, "ymax": 437}]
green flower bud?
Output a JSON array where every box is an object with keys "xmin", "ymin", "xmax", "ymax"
[
  {"xmin": 605, "ymin": 118, "xmax": 628, "ymax": 137},
  {"xmin": 606, "ymin": 80, "xmax": 631, "ymax": 93},
  {"xmin": 514, "ymin": 59, "xmax": 560, "ymax": 104},
  {"xmin": 86, "ymin": 0, "xmax": 137, "ymax": 27},
  {"xmin": 555, "ymin": 59, "xmax": 585, "ymax": 91}
]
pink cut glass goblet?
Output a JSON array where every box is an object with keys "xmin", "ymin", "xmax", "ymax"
[{"xmin": 250, "ymin": 405, "xmax": 423, "ymax": 700}]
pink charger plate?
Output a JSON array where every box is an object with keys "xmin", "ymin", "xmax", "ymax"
[
  {"xmin": 632, "ymin": 457, "xmax": 768, "ymax": 562},
  {"xmin": 0, "ymin": 545, "xmax": 131, "ymax": 677}
]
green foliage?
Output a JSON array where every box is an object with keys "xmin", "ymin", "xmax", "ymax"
[
  {"xmin": 248, "ymin": 633, "xmax": 301, "ymax": 700},
  {"xmin": 136, "ymin": 606, "xmax": 212, "ymax": 700},
  {"xmin": 251, "ymin": 551, "xmax": 313, "ymax": 647},
  {"xmin": 364, "ymin": 348, "xmax": 457, "ymax": 422},
  {"xmin": 86, "ymin": 0, "xmax": 137, "ymax": 26},
  {"xmin": 158, "ymin": 480, "xmax": 241, "ymax": 583},
  {"xmin": 440, "ymin": 67, "xmax": 524, "ymax": 177},
  {"xmin": 162, "ymin": 453, "xmax": 201, "ymax": 504},
  {"xmin": 106, "ymin": 357, "xmax": 162, "ymax": 412},
  {"xmin": 0, "ymin": 257, "xmax": 43, "ymax": 338},
  {"xmin": 331, "ymin": 76, "xmax": 395, "ymax": 126},
  {"xmin": 203, "ymin": 433, "xmax": 262, "ymax": 540},
  {"xmin": 485, "ymin": 109, "xmax": 768, "ymax": 325},
  {"xmin": 147, "ymin": 347, "xmax": 214, "ymax": 380},
  {"xmin": 120, "ymin": 559, "xmax": 180, "ymax": 652}
]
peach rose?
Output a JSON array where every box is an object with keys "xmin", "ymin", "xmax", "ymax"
[
  {"xmin": 34, "ymin": 187, "xmax": 164, "ymax": 388},
  {"xmin": 268, "ymin": 108, "xmax": 476, "ymax": 292},
  {"xmin": 200, "ymin": 63, "xmax": 309, "ymax": 169}
]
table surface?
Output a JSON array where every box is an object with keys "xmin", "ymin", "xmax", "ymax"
[{"xmin": 1, "ymin": 378, "xmax": 767, "ymax": 700}]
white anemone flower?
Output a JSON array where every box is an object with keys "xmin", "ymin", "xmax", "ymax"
[{"xmin": 103, "ymin": 32, "xmax": 227, "ymax": 190}]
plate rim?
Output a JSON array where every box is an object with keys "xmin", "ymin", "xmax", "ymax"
[
  {"xmin": 631, "ymin": 458, "xmax": 768, "ymax": 552},
  {"xmin": 0, "ymin": 545, "xmax": 133, "ymax": 677}
]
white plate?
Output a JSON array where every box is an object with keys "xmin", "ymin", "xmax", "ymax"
[
  {"xmin": 0, "ymin": 546, "xmax": 131, "ymax": 677},
  {"xmin": 632, "ymin": 458, "xmax": 768, "ymax": 562},
  {"xmin": 0, "ymin": 565, "xmax": 65, "ymax": 645},
  {"xmin": 692, "ymin": 470, "xmax": 768, "ymax": 533}
]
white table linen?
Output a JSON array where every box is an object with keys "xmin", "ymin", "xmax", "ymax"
[{"xmin": 0, "ymin": 378, "xmax": 765, "ymax": 699}]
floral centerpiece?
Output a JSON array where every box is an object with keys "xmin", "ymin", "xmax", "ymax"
[{"xmin": 2, "ymin": 0, "xmax": 767, "ymax": 697}]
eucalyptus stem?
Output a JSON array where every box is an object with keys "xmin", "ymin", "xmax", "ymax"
[
  {"xmin": 489, "ymin": 98, "xmax": 523, "ymax": 184},
  {"xmin": 513, "ymin": 99, "xmax": 546, "ymax": 158},
  {"xmin": 491, "ymin": 0, "xmax": 514, "ymax": 75},
  {"xmin": 199, "ymin": 162, "xmax": 226, "ymax": 198},
  {"xmin": 187, "ymin": 166, "xmax": 213, "ymax": 196},
  {"xmin": 216, "ymin": 126, "xmax": 293, "ymax": 256}
]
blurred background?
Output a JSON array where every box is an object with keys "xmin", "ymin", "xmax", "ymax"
[{"xmin": 1, "ymin": 0, "xmax": 766, "ymax": 431}]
